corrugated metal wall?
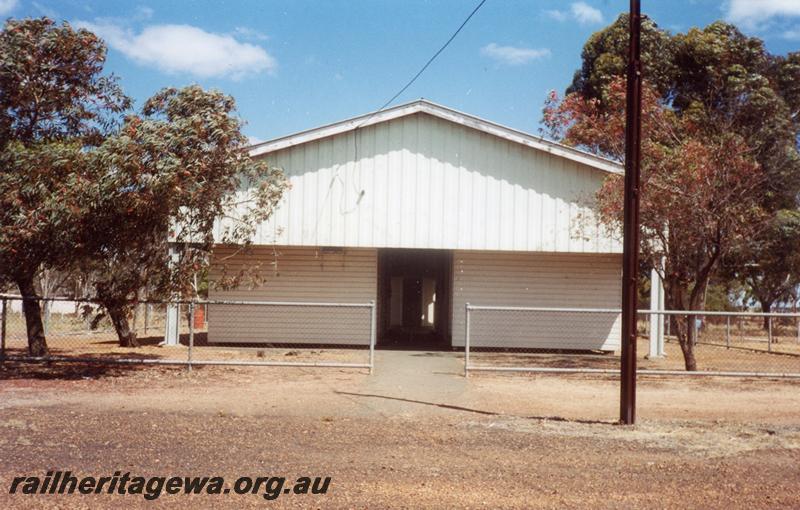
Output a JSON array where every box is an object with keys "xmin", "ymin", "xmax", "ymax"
[
  {"xmin": 451, "ymin": 250, "xmax": 622, "ymax": 350},
  {"xmin": 219, "ymin": 112, "xmax": 620, "ymax": 253},
  {"xmin": 207, "ymin": 246, "xmax": 376, "ymax": 344}
]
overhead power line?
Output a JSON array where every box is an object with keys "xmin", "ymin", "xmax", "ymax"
[
  {"xmin": 359, "ymin": 0, "xmax": 488, "ymax": 126},
  {"xmin": 342, "ymin": 0, "xmax": 487, "ymax": 213}
]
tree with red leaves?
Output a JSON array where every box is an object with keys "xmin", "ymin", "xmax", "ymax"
[{"xmin": 543, "ymin": 78, "xmax": 767, "ymax": 370}]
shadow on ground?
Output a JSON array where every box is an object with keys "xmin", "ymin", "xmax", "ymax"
[
  {"xmin": 335, "ymin": 390, "xmax": 615, "ymax": 425},
  {"xmin": 0, "ymin": 360, "xmax": 155, "ymax": 381}
]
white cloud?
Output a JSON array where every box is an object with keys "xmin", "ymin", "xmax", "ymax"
[
  {"xmin": 544, "ymin": 3, "xmax": 604, "ymax": 26},
  {"xmin": 247, "ymin": 135, "xmax": 264, "ymax": 145},
  {"xmin": 725, "ymin": 0, "xmax": 800, "ymax": 29},
  {"xmin": 75, "ymin": 21, "xmax": 277, "ymax": 80},
  {"xmin": 234, "ymin": 26, "xmax": 269, "ymax": 41},
  {"xmin": 544, "ymin": 9, "xmax": 567, "ymax": 22},
  {"xmin": 570, "ymin": 2, "xmax": 604, "ymax": 25},
  {"xmin": 783, "ymin": 26, "xmax": 800, "ymax": 39},
  {"xmin": 134, "ymin": 6, "xmax": 154, "ymax": 20},
  {"xmin": 0, "ymin": 0, "xmax": 18, "ymax": 16},
  {"xmin": 481, "ymin": 43, "xmax": 551, "ymax": 66}
]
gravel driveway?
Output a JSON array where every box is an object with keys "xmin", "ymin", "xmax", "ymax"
[{"xmin": 1, "ymin": 352, "xmax": 799, "ymax": 508}]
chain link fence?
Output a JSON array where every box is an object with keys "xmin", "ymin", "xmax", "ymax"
[
  {"xmin": 639, "ymin": 310, "xmax": 800, "ymax": 376},
  {"xmin": 0, "ymin": 295, "xmax": 375, "ymax": 372},
  {"xmin": 464, "ymin": 304, "xmax": 800, "ymax": 377}
]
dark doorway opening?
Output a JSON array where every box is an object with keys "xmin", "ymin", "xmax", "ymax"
[{"xmin": 377, "ymin": 249, "xmax": 452, "ymax": 349}]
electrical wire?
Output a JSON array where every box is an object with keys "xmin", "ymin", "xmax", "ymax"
[
  {"xmin": 323, "ymin": 0, "xmax": 489, "ymax": 226},
  {"xmin": 356, "ymin": 0, "xmax": 488, "ymax": 128}
]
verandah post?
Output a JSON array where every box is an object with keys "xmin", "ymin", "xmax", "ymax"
[
  {"xmin": 464, "ymin": 303, "xmax": 471, "ymax": 378},
  {"xmin": 369, "ymin": 300, "xmax": 376, "ymax": 375}
]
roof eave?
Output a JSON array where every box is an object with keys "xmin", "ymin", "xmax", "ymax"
[{"xmin": 248, "ymin": 99, "xmax": 623, "ymax": 175}]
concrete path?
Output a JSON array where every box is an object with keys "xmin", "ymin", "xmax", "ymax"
[{"xmin": 343, "ymin": 350, "xmax": 470, "ymax": 416}]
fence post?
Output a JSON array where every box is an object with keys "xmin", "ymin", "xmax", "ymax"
[
  {"xmin": 767, "ymin": 316, "xmax": 772, "ymax": 353},
  {"xmin": 42, "ymin": 298, "xmax": 50, "ymax": 336},
  {"xmin": 647, "ymin": 310, "xmax": 664, "ymax": 359},
  {"xmin": 725, "ymin": 316, "xmax": 730, "ymax": 349},
  {"xmin": 132, "ymin": 302, "xmax": 138, "ymax": 337},
  {"xmin": 1, "ymin": 297, "xmax": 7, "ymax": 363},
  {"xmin": 464, "ymin": 303, "xmax": 471, "ymax": 378},
  {"xmin": 739, "ymin": 317, "xmax": 744, "ymax": 342},
  {"xmin": 188, "ymin": 301, "xmax": 194, "ymax": 372},
  {"xmin": 369, "ymin": 300, "xmax": 376, "ymax": 375}
]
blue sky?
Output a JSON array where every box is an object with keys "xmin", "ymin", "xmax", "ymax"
[{"xmin": 2, "ymin": 0, "xmax": 799, "ymax": 143}]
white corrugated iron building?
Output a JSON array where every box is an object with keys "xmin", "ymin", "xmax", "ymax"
[{"xmin": 208, "ymin": 100, "xmax": 623, "ymax": 351}]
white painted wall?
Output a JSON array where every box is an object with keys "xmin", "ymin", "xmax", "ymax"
[
  {"xmin": 207, "ymin": 246, "xmax": 621, "ymax": 350},
  {"xmin": 218, "ymin": 112, "xmax": 620, "ymax": 254},
  {"xmin": 452, "ymin": 250, "xmax": 622, "ymax": 350},
  {"xmin": 207, "ymin": 246, "xmax": 376, "ymax": 344}
]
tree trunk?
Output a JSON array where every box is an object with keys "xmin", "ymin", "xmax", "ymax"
[
  {"xmin": 758, "ymin": 299, "xmax": 772, "ymax": 331},
  {"xmin": 15, "ymin": 273, "xmax": 48, "ymax": 357},
  {"xmin": 106, "ymin": 303, "xmax": 139, "ymax": 347},
  {"xmin": 664, "ymin": 282, "xmax": 698, "ymax": 372},
  {"xmin": 674, "ymin": 314, "xmax": 698, "ymax": 371}
]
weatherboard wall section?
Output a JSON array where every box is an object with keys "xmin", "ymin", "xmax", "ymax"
[
  {"xmin": 451, "ymin": 250, "xmax": 622, "ymax": 351},
  {"xmin": 207, "ymin": 246, "xmax": 376, "ymax": 345}
]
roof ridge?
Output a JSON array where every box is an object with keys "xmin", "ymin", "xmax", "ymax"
[{"xmin": 248, "ymin": 100, "xmax": 622, "ymax": 175}]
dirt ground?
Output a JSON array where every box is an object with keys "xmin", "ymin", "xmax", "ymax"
[{"xmin": 1, "ymin": 352, "xmax": 799, "ymax": 509}]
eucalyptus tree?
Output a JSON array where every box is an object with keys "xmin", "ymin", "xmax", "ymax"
[
  {"xmin": 82, "ymin": 86, "xmax": 288, "ymax": 346},
  {"xmin": 545, "ymin": 16, "xmax": 800, "ymax": 369},
  {"xmin": 0, "ymin": 18, "xmax": 129, "ymax": 356},
  {"xmin": 544, "ymin": 79, "xmax": 766, "ymax": 370}
]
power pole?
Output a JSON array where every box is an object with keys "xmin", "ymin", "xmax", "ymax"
[{"xmin": 620, "ymin": 0, "xmax": 642, "ymax": 425}]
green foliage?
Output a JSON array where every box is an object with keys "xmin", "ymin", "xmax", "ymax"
[
  {"xmin": 703, "ymin": 282, "xmax": 739, "ymax": 312},
  {"xmin": 0, "ymin": 18, "xmax": 288, "ymax": 348},
  {"xmin": 0, "ymin": 18, "xmax": 129, "ymax": 286},
  {"xmin": 555, "ymin": 14, "xmax": 800, "ymax": 302},
  {"xmin": 0, "ymin": 17, "xmax": 130, "ymax": 355},
  {"xmin": 670, "ymin": 23, "xmax": 800, "ymax": 210},
  {"xmin": 0, "ymin": 18, "xmax": 129, "ymax": 148},
  {"xmin": 0, "ymin": 141, "xmax": 90, "ymax": 284},
  {"xmin": 81, "ymin": 85, "xmax": 288, "ymax": 309},
  {"xmin": 722, "ymin": 209, "xmax": 800, "ymax": 311},
  {"xmin": 773, "ymin": 52, "xmax": 800, "ymax": 129},
  {"xmin": 543, "ymin": 14, "xmax": 800, "ymax": 369},
  {"xmin": 567, "ymin": 13, "xmax": 676, "ymax": 102},
  {"xmin": 566, "ymin": 17, "xmax": 800, "ymax": 212}
]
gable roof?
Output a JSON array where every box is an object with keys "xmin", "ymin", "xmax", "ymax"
[{"xmin": 248, "ymin": 99, "xmax": 623, "ymax": 175}]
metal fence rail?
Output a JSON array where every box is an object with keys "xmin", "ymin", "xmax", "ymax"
[
  {"xmin": 464, "ymin": 304, "xmax": 800, "ymax": 378},
  {"xmin": 0, "ymin": 295, "xmax": 376, "ymax": 373}
]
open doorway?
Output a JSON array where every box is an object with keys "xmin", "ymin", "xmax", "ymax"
[{"xmin": 377, "ymin": 249, "xmax": 452, "ymax": 349}]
